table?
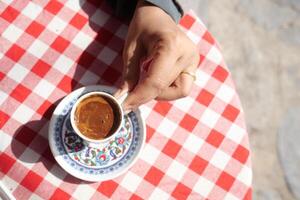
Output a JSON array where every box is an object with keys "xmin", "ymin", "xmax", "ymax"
[{"xmin": 0, "ymin": 1, "xmax": 252, "ymax": 199}]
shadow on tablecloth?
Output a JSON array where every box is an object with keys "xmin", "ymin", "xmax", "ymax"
[
  {"xmin": 11, "ymin": 99, "xmax": 88, "ymax": 184},
  {"xmin": 71, "ymin": 0, "xmax": 128, "ymax": 91},
  {"xmin": 11, "ymin": 0, "xmax": 128, "ymax": 184}
]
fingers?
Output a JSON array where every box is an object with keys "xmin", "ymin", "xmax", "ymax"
[
  {"xmin": 122, "ymin": 48, "xmax": 180, "ymax": 111},
  {"xmin": 156, "ymin": 56, "xmax": 199, "ymax": 100},
  {"xmin": 118, "ymin": 30, "xmax": 199, "ymax": 111},
  {"xmin": 156, "ymin": 70, "xmax": 195, "ymax": 100},
  {"xmin": 114, "ymin": 39, "xmax": 143, "ymax": 99}
]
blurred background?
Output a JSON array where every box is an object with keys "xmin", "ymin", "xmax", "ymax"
[{"xmin": 179, "ymin": 0, "xmax": 300, "ymax": 199}]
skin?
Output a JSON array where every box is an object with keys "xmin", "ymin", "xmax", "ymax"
[{"xmin": 114, "ymin": 0, "xmax": 199, "ymax": 112}]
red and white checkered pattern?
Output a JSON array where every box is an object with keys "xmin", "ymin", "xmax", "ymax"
[{"xmin": 0, "ymin": 1, "xmax": 252, "ymax": 199}]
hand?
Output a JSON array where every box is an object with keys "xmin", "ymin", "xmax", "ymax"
[{"xmin": 114, "ymin": 0, "xmax": 199, "ymax": 112}]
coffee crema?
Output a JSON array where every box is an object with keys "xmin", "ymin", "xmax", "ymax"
[{"xmin": 74, "ymin": 94, "xmax": 118, "ymax": 140}]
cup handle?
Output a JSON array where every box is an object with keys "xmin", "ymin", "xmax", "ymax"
[{"xmin": 116, "ymin": 92, "xmax": 128, "ymax": 106}]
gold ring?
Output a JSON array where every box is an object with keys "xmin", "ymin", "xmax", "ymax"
[{"xmin": 181, "ymin": 71, "xmax": 196, "ymax": 81}]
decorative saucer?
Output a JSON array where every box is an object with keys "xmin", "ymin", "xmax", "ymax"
[{"xmin": 49, "ymin": 85, "xmax": 146, "ymax": 182}]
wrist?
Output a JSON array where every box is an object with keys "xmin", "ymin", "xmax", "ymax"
[{"xmin": 137, "ymin": 0, "xmax": 182, "ymax": 23}]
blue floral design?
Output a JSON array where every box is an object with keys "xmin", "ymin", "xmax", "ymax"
[{"xmin": 51, "ymin": 89, "xmax": 142, "ymax": 176}]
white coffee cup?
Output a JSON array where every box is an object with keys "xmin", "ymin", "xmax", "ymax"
[{"xmin": 70, "ymin": 91, "xmax": 127, "ymax": 147}]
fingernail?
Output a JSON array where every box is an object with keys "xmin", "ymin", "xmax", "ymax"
[
  {"xmin": 124, "ymin": 109, "xmax": 131, "ymax": 115},
  {"xmin": 123, "ymin": 106, "xmax": 132, "ymax": 115},
  {"xmin": 122, "ymin": 103, "xmax": 133, "ymax": 115}
]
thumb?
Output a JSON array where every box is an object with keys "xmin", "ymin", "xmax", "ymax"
[
  {"xmin": 114, "ymin": 42, "xmax": 143, "ymax": 103},
  {"xmin": 114, "ymin": 81, "xmax": 130, "ymax": 99}
]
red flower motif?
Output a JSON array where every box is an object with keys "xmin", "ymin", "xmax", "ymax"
[
  {"xmin": 118, "ymin": 137, "xmax": 124, "ymax": 144},
  {"xmin": 100, "ymin": 154, "xmax": 106, "ymax": 161}
]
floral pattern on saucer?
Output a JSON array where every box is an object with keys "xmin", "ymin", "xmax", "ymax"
[
  {"xmin": 49, "ymin": 85, "xmax": 145, "ymax": 181},
  {"xmin": 62, "ymin": 114, "xmax": 132, "ymax": 168}
]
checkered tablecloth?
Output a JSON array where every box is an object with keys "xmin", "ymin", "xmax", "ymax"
[{"xmin": 0, "ymin": 0, "xmax": 252, "ymax": 199}]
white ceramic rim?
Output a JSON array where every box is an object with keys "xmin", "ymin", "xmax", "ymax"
[
  {"xmin": 70, "ymin": 91, "xmax": 123, "ymax": 144},
  {"xmin": 48, "ymin": 85, "xmax": 146, "ymax": 182}
]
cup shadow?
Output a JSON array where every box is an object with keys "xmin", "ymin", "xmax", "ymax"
[
  {"xmin": 11, "ymin": 99, "xmax": 86, "ymax": 184},
  {"xmin": 11, "ymin": 1, "xmax": 129, "ymax": 184}
]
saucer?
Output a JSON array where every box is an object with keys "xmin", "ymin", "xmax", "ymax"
[{"xmin": 48, "ymin": 85, "xmax": 146, "ymax": 182}]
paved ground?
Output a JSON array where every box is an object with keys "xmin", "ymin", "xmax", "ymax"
[{"xmin": 180, "ymin": 0, "xmax": 300, "ymax": 199}]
